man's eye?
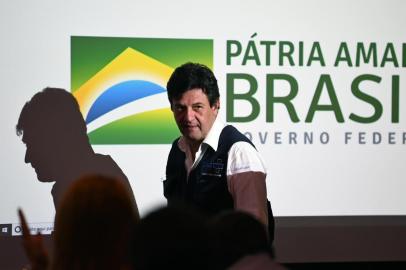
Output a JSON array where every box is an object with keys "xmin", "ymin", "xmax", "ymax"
[{"xmin": 174, "ymin": 106, "xmax": 184, "ymax": 112}]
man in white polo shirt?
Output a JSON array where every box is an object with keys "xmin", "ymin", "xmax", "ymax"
[{"xmin": 164, "ymin": 62, "xmax": 274, "ymax": 243}]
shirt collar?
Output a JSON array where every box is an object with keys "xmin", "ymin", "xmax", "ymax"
[{"xmin": 203, "ymin": 116, "xmax": 224, "ymax": 152}]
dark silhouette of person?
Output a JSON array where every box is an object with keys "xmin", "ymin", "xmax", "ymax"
[
  {"xmin": 53, "ymin": 174, "xmax": 138, "ymax": 270},
  {"xmin": 16, "ymin": 87, "xmax": 138, "ymax": 214},
  {"xmin": 131, "ymin": 204, "xmax": 210, "ymax": 270},
  {"xmin": 19, "ymin": 174, "xmax": 139, "ymax": 270},
  {"xmin": 207, "ymin": 211, "xmax": 285, "ymax": 270}
]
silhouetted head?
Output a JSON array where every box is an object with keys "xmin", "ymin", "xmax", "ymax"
[
  {"xmin": 207, "ymin": 211, "xmax": 271, "ymax": 269},
  {"xmin": 132, "ymin": 204, "xmax": 209, "ymax": 270},
  {"xmin": 52, "ymin": 174, "xmax": 138, "ymax": 270},
  {"xmin": 16, "ymin": 87, "xmax": 89, "ymax": 182}
]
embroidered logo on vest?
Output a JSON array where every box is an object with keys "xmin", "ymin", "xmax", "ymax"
[{"xmin": 201, "ymin": 159, "xmax": 224, "ymax": 177}]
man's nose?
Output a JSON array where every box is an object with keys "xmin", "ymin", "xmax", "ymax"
[{"xmin": 185, "ymin": 108, "xmax": 195, "ymax": 121}]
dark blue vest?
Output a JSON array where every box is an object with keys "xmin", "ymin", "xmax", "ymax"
[{"xmin": 164, "ymin": 125, "xmax": 274, "ymax": 242}]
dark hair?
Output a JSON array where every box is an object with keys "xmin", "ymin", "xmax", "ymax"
[
  {"xmin": 132, "ymin": 205, "xmax": 209, "ymax": 270},
  {"xmin": 166, "ymin": 62, "xmax": 219, "ymax": 106},
  {"xmin": 207, "ymin": 211, "xmax": 271, "ymax": 269},
  {"xmin": 16, "ymin": 87, "xmax": 87, "ymax": 139},
  {"xmin": 52, "ymin": 174, "xmax": 138, "ymax": 270}
]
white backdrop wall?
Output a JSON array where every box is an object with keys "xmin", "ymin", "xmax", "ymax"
[{"xmin": 1, "ymin": 0, "xmax": 405, "ymax": 229}]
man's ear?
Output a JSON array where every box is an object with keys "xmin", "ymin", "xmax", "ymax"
[
  {"xmin": 213, "ymin": 99, "xmax": 220, "ymax": 114},
  {"xmin": 216, "ymin": 99, "xmax": 220, "ymax": 110}
]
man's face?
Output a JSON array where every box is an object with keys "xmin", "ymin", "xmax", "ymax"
[
  {"xmin": 22, "ymin": 131, "xmax": 57, "ymax": 182},
  {"xmin": 171, "ymin": 88, "xmax": 219, "ymax": 145}
]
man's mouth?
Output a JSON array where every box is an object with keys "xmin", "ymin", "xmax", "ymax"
[{"xmin": 183, "ymin": 124, "xmax": 198, "ymax": 129}]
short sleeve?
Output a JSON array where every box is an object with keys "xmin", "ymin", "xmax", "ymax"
[{"xmin": 227, "ymin": 141, "xmax": 267, "ymax": 176}]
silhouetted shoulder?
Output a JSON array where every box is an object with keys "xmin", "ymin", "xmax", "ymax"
[
  {"xmin": 92, "ymin": 154, "xmax": 128, "ymax": 182},
  {"xmin": 91, "ymin": 154, "xmax": 137, "ymax": 207}
]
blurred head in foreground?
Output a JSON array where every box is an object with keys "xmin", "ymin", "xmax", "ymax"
[{"xmin": 52, "ymin": 174, "xmax": 139, "ymax": 270}]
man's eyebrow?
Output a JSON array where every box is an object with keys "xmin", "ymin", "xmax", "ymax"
[{"xmin": 172, "ymin": 102, "xmax": 205, "ymax": 107}]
